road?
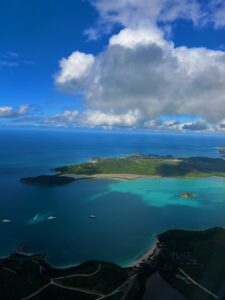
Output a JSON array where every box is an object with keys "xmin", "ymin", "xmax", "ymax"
[
  {"xmin": 21, "ymin": 264, "xmax": 137, "ymax": 300},
  {"xmin": 21, "ymin": 264, "xmax": 102, "ymax": 300},
  {"xmin": 179, "ymin": 268, "xmax": 219, "ymax": 299}
]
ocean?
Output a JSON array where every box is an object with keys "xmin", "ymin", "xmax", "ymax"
[{"xmin": 0, "ymin": 128, "xmax": 225, "ymax": 267}]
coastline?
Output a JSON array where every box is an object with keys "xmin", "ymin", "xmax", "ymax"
[
  {"xmin": 60, "ymin": 172, "xmax": 225, "ymax": 181},
  {"xmin": 130, "ymin": 238, "xmax": 159, "ymax": 267},
  {"xmin": 60, "ymin": 173, "xmax": 162, "ymax": 180}
]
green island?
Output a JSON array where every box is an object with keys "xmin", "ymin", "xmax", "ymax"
[
  {"xmin": 1, "ymin": 227, "xmax": 225, "ymax": 300},
  {"xmin": 53, "ymin": 154, "xmax": 225, "ymax": 178},
  {"xmin": 20, "ymin": 154, "xmax": 225, "ymax": 185}
]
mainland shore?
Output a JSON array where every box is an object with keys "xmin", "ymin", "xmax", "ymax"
[{"xmin": 131, "ymin": 238, "xmax": 159, "ymax": 267}]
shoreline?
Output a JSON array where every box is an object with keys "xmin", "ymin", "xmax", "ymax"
[
  {"xmin": 60, "ymin": 173, "xmax": 225, "ymax": 181},
  {"xmin": 61, "ymin": 173, "xmax": 161, "ymax": 180},
  {"xmin": 130, "ymin": 238, "xmax": 159, "ymax": 267}
]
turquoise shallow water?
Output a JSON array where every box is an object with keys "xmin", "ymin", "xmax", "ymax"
[{"xmin": 0, "ymin": 129, "xmax": 225, "ymax": 267}]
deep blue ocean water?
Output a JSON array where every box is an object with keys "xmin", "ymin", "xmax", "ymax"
[{"xmin": 0, "ymin": 129, "xmax": 225, "ymax": 266}]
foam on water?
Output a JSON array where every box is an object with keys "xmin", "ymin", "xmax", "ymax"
[{"xmin": 28, "ymin": 212, "xmax": 53, "ymax": 225}]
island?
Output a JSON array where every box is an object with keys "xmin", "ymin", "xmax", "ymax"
[
  {"xmin": 180, "ymin": 192, "xmax": 194, "ymax": 198},
  {"xmin": 20, "ymin": 154, "xmax": 225, "ymax": 185},
  {"xmin": 54, "ymin": 154, "xmax": 225, "ymax": 178},
  {"xmin": 1, "ymin": 227, "xmax": 225, "ymax": 300}
]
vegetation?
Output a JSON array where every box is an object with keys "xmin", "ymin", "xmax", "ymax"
[
  {"xmin": 21, "ymin": 175, "xmax": 75, "ymax": 185},
  {"xmin": 158, "ymin": 227, "xmax": 225, "ymax": 300},
  {"xmin": 32, "ymin": 285, "xmax": 98, "ymax": 300},
  {"xmin": 0, "ymin": 254, "xmax": 131, "ymax": 300},
  {"xmin": 55, "ymin": 154, "xmax": 225, "ymax": 178},
  {"xmin": 56, "ymin": 263, "xmax": 129, "ymax": 294},
  {"xmin": 1, "ymin": 228, "xmax": 225, "ymax": 299}
]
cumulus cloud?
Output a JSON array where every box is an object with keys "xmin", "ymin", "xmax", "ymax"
[
  {"xmin": 54, "ymin": 0, "xmax": 225, "ymax": 130},
  {"xmin": 208, "ymin": 0, "xmax": 225, "ymax": 28},
  {"xmin": 44, "ymin": 109, "xmax": 140, "ymax": 128},
  {"xmin": 42, "ymin": 110, "xmax": 220, "ymax": 132},
  {"xmin": 84, "ymin": 110, "xmax": 140, "ymax": 127},
  {"xmin": 90, "ymin": 0, "xmax": 203, "ymax": 31},
  {"xmin": 182, "ymin": 120, "xmax": 208, "ymax": 131},
  {"xmin": 55, "ymin": 51, "xmax": 95, "ymax": 93},
  {"xmin": 144, "ymin": 119, "xmax": 211, "ymax": 131},
  {"xmin": 90, "ymin": 0, "xmax": 225, "ymax": 31},
  {"xmin": 0, "ymin": 105, "xmax": 30, "ymax": 118},
  {"xmin": 55, "ymin": 34, "xmax": 225, "ymax": 123}
]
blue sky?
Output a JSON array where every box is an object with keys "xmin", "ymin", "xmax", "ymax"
[
  {"xmin": 0, "ymin": 0, "xmax": 98, "ymax": 112},
  {"xmin": 0, "ymin": 0, "xmax": 225, "ymax": 132}
]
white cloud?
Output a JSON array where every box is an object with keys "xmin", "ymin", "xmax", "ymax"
[
  {"xmin": 0, "ymin": 106, "xmax": 14, "ymax": 117},
  {"xmin": 208, "ymin": 0, "xmax": 225, "ymax": 28},
  {"xmin": 44, "ymin": 110, "xmax": 79, "ymax": 124},
  {"xmin": 144, "ymin": 119, "xmax": 210, "ymax": 131},
  {"xmin": 109, "ymin": 27, "xmax": 166, "ymax": 48},
  {"xmin": 182, "ymin": 120, "xmax": 208, "ymax": 131},
  {"xmin": 45, "ymin": 109, "xmax": 140, "ymax": 128},
  {"xmin": 91, "ymin": 0, "xmax": 225, "ymax": 31},
  {"xmin": 0, "ymin": 105, "xmax": 30, "ymax": 118},
  {"xmin": 55, "ymin": 51, "xmax": 95, "ymax": 92},
  {"xmin": 18, "ymin": 104, "xmax": 29, "ymax": 114},
  {"xmin": 84, "ymin": 110, "xmax": 140, "ymax": 127},
  {"xmin": 56, "ymin": 36, "xmax": 225, "ymax": 123},
  {"xmin": 43, "ymin": 111, "xmax": 225, "ymax": 132},
  {"xmin": 54, "ymin": 0, "xmax": 225, "ymax": 130},
  {"xmin": 91, "ymin": 0, "xmax": 202, "ymax": 29}
]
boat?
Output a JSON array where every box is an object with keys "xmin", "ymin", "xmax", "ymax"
[
  {"xmin": 2, "ymin": 219, "xmax": 11, "ymax": 223},
  {"xmin": 48, "ymin": 216, "xmax": 56, "ymax": 220},
  {"xmin": 89, "ymin": 214, "xmax": 96, "ymax": 219}
]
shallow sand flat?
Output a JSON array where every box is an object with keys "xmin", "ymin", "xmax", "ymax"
[
  {"xmin": 142, "ymin": 272, "xmax": 187, "ymax": 300},
  {"xmin": 62, "ymin": 173, "xmax": 161, "ymax": 180}
]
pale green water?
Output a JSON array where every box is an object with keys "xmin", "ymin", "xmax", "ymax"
[{"xmin": 86, "ymin": 177, "xmax": 225, "ymax": 265}]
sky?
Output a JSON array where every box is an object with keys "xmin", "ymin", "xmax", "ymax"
[{"xmin": 0, "ymin": 0, "xmax": 225, "ymax": 132}]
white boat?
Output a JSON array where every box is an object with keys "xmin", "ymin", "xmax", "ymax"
[
  {"xmin": 48, "ymin": 216, "xmax": 56, "ymax": 220},
  {"xmin": 2, "ymin": 219, "xmax": 11, "ymax": 223},
  {"xmin": 89, "ymin": 214, "xmax": 96, "ymax": 219}
]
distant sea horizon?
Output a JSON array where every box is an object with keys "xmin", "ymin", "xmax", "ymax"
[{"xmin": 0, "ymin": 128, "xmax": 225, "ymax": 267}]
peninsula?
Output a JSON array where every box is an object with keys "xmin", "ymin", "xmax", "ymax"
[{"xmin": 1, "ymin": 227, "xmax": 225, "ymax": 300}]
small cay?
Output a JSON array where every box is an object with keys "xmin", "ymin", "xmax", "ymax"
[{"xmin": 180, "ymin": 192, "xmax": 194, "ymax": 198}]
